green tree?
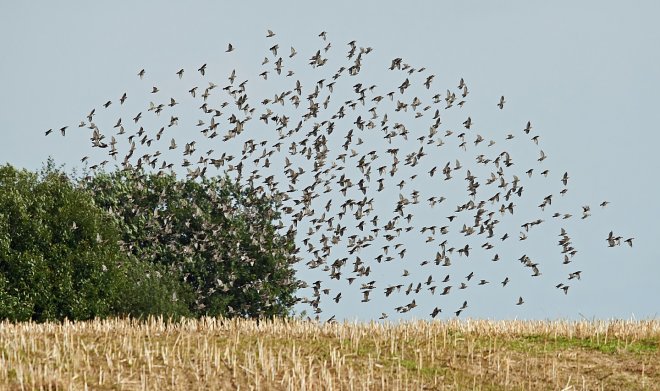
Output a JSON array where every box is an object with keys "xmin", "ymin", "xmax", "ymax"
[
  {"xmin": 85, "ymin": 169, "xmax": 299, "ymax": 319},
  {"xmin": 0, "ymin": 162, "xmax": 123, "ymax": 321},
  {"xmin": 0, "ymin": 162, "xmax": 192, "ymax": 321}
]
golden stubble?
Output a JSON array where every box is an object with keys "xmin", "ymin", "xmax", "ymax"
[{"xmin": 0, "ymin": 317, "xmax": 657, "ymax": 390}]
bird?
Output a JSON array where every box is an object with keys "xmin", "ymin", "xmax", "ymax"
[
  {"xmin": 49, "ymin": 30, "xmax": 632, "ymax": 322},
  {"xmin": 516, "ymin": 297, "xmax": 524, "ymax": 305},
  {"xmin": 497, "ymin": 96, "xmax": 505, "ymax": 109},
  {"xmin": 361, "ymin": 290, "xmax": 370, "ymax": 302},
  {"xmin": 606, "ymin": 231, "xmax": 622, "ymax": 247},
  {"xmin": 538, "ymin": 150, "xmax": 547, "ymax": 162}
]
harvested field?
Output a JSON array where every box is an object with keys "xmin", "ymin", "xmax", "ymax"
[{"xmin": 0, "ymin": 317, "xmax": 657, "ymax": 390}]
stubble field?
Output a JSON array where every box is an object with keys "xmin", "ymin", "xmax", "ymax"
[{"xmin": 0, "ymin": 317, "xmax": 657, "ymax": 390}]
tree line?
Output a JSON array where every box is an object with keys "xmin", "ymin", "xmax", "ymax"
[{"xmin": 0, "ymin": 160, "xmax": 299, "ymax": 322}]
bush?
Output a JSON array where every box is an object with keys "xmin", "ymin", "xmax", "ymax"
[
  {"xmin": 111, "ymin": 259, "xmax": 194, "ymax": 319},
  {"xmin": 0, "ymin": 161, "xmax": 298, "ymax": 321},
  {"xmin": 85, "ymin": 170, "xmax": 299, "ymax": 319},
  {"xmin": 0, "ymin": 162, "xmax": 195, "ymax": 321},
  {"xmin": 0, "ymin": 163, "xmax": 120, "ymax": 321}
]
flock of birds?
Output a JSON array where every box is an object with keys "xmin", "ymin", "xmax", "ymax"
[{"xmin": 47, "ymin": 30, "xmax": 634, "ymax": 320}]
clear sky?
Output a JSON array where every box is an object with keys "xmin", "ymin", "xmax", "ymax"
[{"xmin": 1, "ymin": 1, "xmax": 658, "ymax": 321}]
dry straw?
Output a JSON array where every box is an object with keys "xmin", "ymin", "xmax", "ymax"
[{"xmin": 0, "ymin": 317, "xmax": 657, "ymax": 390}]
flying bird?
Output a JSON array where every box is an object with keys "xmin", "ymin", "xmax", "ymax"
[
  {"xmin": 497, "ymin": 96, "xmax": 505, "ymax": 109},
  {"xmin": 47, "ymin": 30, "xmax": 632, "ymax": 322}
]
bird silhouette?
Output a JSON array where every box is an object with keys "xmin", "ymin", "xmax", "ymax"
[
  {"xmin": 47, "ymin": 31, "xmax": 634, "ymax": 321},
  {"xmin": 497, "ymin": 96, "xmax": 505, "ymax": 109}
]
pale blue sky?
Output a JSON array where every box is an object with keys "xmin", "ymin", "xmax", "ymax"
[{"xmin": 0, "ymin": 1, "xmax": 658, "ymax": 321}]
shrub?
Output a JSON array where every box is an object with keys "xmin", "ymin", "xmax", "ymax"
[
  {"xmin": 0, "ymin": 163, "xmax": 123, "ymax": 321},
  {"xmin": 84, "ymin": 169, "xmax": 299, "ymax": 319},
  {"xmin": 0, "ymin": 161, "xmax": 298, "ymax": 321}
]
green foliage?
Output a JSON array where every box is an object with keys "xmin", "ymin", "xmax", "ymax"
[
  {"xmin": 0, "ymin": 162, "xmax": 124, "ymax": 321},
  {"xmin": 85, "ymin": 169, "xmax": 299, "ymax": 319},
  {"xmin": 0, "ymin": 160, "xmax": 296, "ymax": 322},
  {"xmin": 110, "ymin": 259, "xmax": 194, "ymax": 319}
]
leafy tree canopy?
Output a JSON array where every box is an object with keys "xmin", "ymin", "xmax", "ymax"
[
  {"xmin": 0, "ymin": 162, "xmax": 126, "ymax": 321},
  {"xmin": 84, "ymin": 169, "xmax": 300, "ymax": 318},
  {"xmin": 0, "ymin": 160, "xmax": 299, "ymax": 321}
]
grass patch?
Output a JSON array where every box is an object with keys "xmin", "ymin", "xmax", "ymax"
[{"xmin": 504, "ymin": 334, "xmax": 659, "ymax": 354}]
